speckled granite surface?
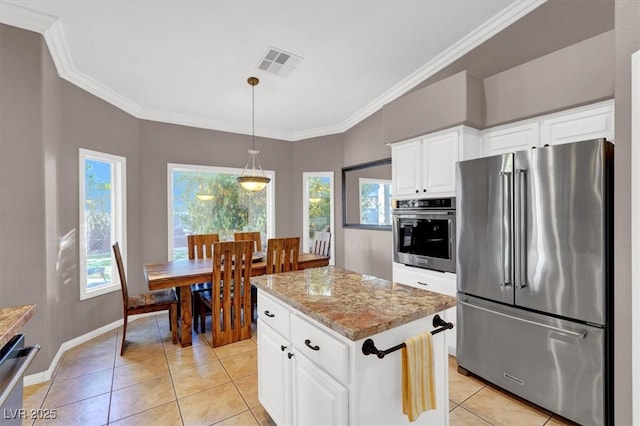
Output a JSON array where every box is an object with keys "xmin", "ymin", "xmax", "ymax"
[
  {"xmin": 251, "ymin": 266, "xmax": 456, "ymax": 341},
  {"xmin": 0, "ymin": 304, "xmax": 37, "ymax": 349}
]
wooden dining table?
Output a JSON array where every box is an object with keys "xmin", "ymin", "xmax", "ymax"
[{"xmin": 143, "ymin": 253, "xmax": 330, "ymax": 347}]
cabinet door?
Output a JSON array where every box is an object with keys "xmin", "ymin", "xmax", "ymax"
[
  {"xmin": 292, "ymin": 352, "xmax": 348, "ymax": 426},
  {"xmin": 258, "ymin": 320, "xmax": 291, "ymax": 426},
  {"xmin": 392, "ymin": 140, "xmax": 422, "ymax": 197},
  {"xmin": 540, "ymin": 101, "xmax": 614, "ymax": 146},
  {"xmin": 423, "ymin": 131, "xmax": 459, "ymax": 196},
  {"xmin": 482, "ymin": 122, "xmax": 539, "ymax": 156}
]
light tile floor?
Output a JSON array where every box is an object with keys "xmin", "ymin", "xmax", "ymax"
[{"xmin": 23, "ymin": 315, "xmax": 577, "ymax": 425}]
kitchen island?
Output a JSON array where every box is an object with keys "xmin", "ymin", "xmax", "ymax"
[
  {"xmin": 251, "ymin": 266, "xmax": 456, "ymax": 425},
  {"xmin": 0, "ymin": 305, "xmax": 37, "ymax": 348}
]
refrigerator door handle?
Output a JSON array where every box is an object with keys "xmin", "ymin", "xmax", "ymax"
[
  {"xmin": 458, "ymin": 301, "xmax": 587, "ymax": 339},
  {"xmin": 499, "ymin": 171, "xmax": 513, "ymax": 287},
  {"xmin": 515, "ymin": 169, "xmax": 528, "ymax": 289}
]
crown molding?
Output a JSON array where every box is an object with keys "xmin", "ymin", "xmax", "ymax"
[
  {"xmin": 0, "ymin": 1, "xmax": 56, "ymax": 33},
  {"xmin": 1, "ymin": 0, "xmax": 545, "ymax": 142},
  {"xmin": 310, "ymin": 0, "xmax": 548, "ymax": 141}
]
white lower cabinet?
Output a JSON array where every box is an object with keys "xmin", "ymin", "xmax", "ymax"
[
  {"xmin": 392, "ymin": 262, "xmax": 457, "ymax": 357},
  {"xmin": 258, "ymin": 319, "xmax": 290, "ymax": 425},
  {"xmin": 257, "ymin": 290, "xmax": 449, "ymax": 425},
  {"xmin": 292, "ymin": 352, "xmax": 348, "ymax": 425}
]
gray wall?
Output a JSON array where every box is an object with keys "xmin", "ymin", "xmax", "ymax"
[
  {"xmin": 484, "ymin": 30, "xmax": 614, "ymax": 127},
  {"xmin": 341, "ymin": 110, "xmax": 393, "ymax": 279},
  {"xmin": 290, "ymin": 134, "xmax": 345, "ymax": 266},
  {"xmin": 138, "ymin": 121, "xmax": 295, "ymax": 272},
  {"xmin": 0, "ymin": 24, "xmax": 137, "ymax": 372},
  {"xmin": 613, "ymin": 0, "xmax": 639, "ymax": 424}
]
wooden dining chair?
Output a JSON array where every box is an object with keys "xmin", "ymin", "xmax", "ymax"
[
  {"xmin": 266, "ymin": 237, "xmax": 300, "ymax": 274},
  {"xmin": 113, "ymin": 242, "xmax": 178, "ymax": 356},
  {"xmin": 188, "ymin": 233, "xmax": 219, "ymax": 332},
  {"xmin": 235, "ymin": 231, "xmax": 263, "ymax": 323},
  {"xmin": 233, "ymin": 231, "xmax": 262, "ymax": 253},
  {"xmin": 312, "ymin": 231, "xmax": 331, "ymax": 257},
  {"xmin": 196, "ymin": 241, "xmax": 253, "ymax": 347}
]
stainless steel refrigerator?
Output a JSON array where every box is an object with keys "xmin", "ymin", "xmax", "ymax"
[{"xmin": 455, "ymin": 139, "xmax": 613, "ymax": 426}]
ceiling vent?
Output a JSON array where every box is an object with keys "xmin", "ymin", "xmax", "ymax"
[{"xmin": 257, "ymin": 46, "xmax": 303, "ymax": 77}]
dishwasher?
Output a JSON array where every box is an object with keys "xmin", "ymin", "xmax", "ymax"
[{"xmin": 0, "ymin": 335, "xmax": 40, "ymax": 425}]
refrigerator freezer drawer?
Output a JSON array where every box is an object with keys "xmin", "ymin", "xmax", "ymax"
[{"xmin": 457, "ymin": 296, "xmax": 605, "ymax": 426}]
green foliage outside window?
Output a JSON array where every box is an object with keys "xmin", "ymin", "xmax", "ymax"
[
  {"xmin": 307, "ymin": 177, "xmax": 331, "ymax": 243},
  {"xmin": 172, "ymin": 170, "xmax": 268, "ymax": 259}
]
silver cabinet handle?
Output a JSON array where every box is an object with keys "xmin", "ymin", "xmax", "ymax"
[{"xmin": 459, "ymin": 301, "xmax": 587, "ymax": 339}]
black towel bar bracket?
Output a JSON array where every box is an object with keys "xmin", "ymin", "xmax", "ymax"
[{"xmin": 361, "ymin": 314, "xmax": 453, "ymax": 359}]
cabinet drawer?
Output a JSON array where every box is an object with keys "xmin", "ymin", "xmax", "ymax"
[
  {"xmin": 257, "ymin": 292, "xmax": 291, "ymax": 338},
  {"xmin": 392, "ymin": 263, "xmax": 456, "ymax": 296},
  {"xmin": 291, "ymin": 315, "xmax": 349, "ymax": 383}
]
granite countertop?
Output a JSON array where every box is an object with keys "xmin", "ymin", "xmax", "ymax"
[
  {"xmin": 251, "ymin": 266, "xmax": 456, "ymax": 341},
  {"xmin": 0, "ymin": 304, "xmax": 37, "ymax": 349}
]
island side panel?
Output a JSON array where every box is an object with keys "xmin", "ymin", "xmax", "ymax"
[{"xmin": 351, "ymin": 313, "xmax": 449, "ymax": 425}]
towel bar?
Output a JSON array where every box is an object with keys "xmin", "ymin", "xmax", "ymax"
[{"xmin": 361, "ymin": 314, "xmax": 453, "ymax": 359}]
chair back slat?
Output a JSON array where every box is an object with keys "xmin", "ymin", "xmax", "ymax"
[
  {"xmin": 187, "ymin": 234, "xmax": 219, "ymax": 259},
  {"xmin": 112, "ymin": 242, "xmax": 129, "ymax": 310},
  {"xmin": 312, "ymin": 231, "xmax": 331, "ymax": 257},
  {"xmin": 233, "ymin": 231, "xmax": 262, "ymax": 253},
  {"xmin": 266, "ymin": 237, "xmax": 300, "ymax": 275},
  {"xmin": 211, "ymin": 241, "xmax": 253, "ymax": 347}
]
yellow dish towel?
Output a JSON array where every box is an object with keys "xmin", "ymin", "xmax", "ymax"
[{"xmin": 402, "ymin": 332, "xmax": 436, "ymax": 422}]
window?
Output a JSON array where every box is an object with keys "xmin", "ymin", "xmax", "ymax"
[
  {"xmin": 79, "ymin": 149, "xmax": 126, "ymax": 300},
  {"xmin": 359, "ymin": 178, "xmax": 392, "ymax": 226},
  {"xmin": 302, "ymin": 172, "xmax": 334, "ymax": 263},
  {"xmin": 168, "ymin": 163, "xmax": 275, "ymax": 260}
]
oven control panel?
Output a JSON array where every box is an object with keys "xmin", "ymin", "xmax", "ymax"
[{"xmin": 395, "ymin": 197, "xmax": 455, "ymax": 209}]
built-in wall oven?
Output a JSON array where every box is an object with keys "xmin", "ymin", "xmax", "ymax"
[{"xmin": 392, "ymin": 197, "xmax": 456, "ymax": 273}]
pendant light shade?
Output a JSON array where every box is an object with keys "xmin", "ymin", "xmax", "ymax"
[{"xmin": 238, "ymin": 76, "xmax": 271, "ymax": 191}]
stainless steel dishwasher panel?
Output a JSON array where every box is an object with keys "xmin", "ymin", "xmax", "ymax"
[
  {"xmin": 0, "ymin": 335, "xmax": 40, "ymax": 426},
  {"xmin": 457, "ymin": 295, "xmax": 605, "ymax": 426}
]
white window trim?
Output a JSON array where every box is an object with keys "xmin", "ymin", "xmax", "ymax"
[
  {"xmin": 167, "ymin": 163, "xmax": 275, "ymax": 260},
  {"xmin": 302, "ymin": 171, "xmax": 335, "ymax": 264},
  {"xmin": 79, "ymin": 148, "xmax": 127, "ymax": 300}
]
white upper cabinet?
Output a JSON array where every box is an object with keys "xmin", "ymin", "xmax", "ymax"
[
  {"xmin": 540, "ymin": 101, "xmax": 614, "ymax": 146},
  {"xmin": 391, "ymin": 140, "xmax": 422, "ymax": 197},
  {"xmin": 482, "ymin": 100, "xmax": 614, "ymax": 157},
  {"xmin": 482, "ymin": 122, "xmax": 540, "ymax": 156},
  {"xmin": 391, "ymin": 125, "xmax": 481, "ymax": 199}
]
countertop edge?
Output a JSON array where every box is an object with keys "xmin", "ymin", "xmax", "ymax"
[
  {"xmin": 255, "ymin": 283, "xmax": 457, "ymax": 341},
  {"xmin": 0, "ymin": 304, "xmax": 37, "ymax": 349}
]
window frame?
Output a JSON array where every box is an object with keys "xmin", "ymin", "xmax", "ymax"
[
  {"xmin": 167, "ymin": 163, "xmax": 275, "ymax": 260},
  {"xmin": 302, "ymin": 171, "xmax": 335, "ymax": 264},
  {"xmin": 78, "ymin": 148, "xmax": 127, "ymax": 300}
]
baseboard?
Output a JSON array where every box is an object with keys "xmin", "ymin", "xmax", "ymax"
[{"xmin": 23, "ymin": 312, "xmax": 161, "ymax": 386}]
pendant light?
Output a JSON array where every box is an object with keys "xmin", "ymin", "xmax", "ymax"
[{"xmin": 238, "ymin": 76, "xmax": 270, "ymax": 191}]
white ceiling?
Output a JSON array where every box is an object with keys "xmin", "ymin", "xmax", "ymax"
[{"xmin": 1, "ymin": 1, "xmax": 545, "ymax": 141}]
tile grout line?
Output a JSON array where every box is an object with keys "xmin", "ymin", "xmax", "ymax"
[{"xmin": 157, "ymin": 315, "xmax": 186, "ymax": 426}]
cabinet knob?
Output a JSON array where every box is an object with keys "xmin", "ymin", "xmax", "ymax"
[
  {"xmin": 287, "ymin": 352, "xmax": 294, "ymax": 359},
  {"xmin": 423, "ymin": 189, "xmax": 427, "ymax": 192},
  {"xmin": 281, "ymin": 345, "xmax": 287, "ymax": 351}
]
